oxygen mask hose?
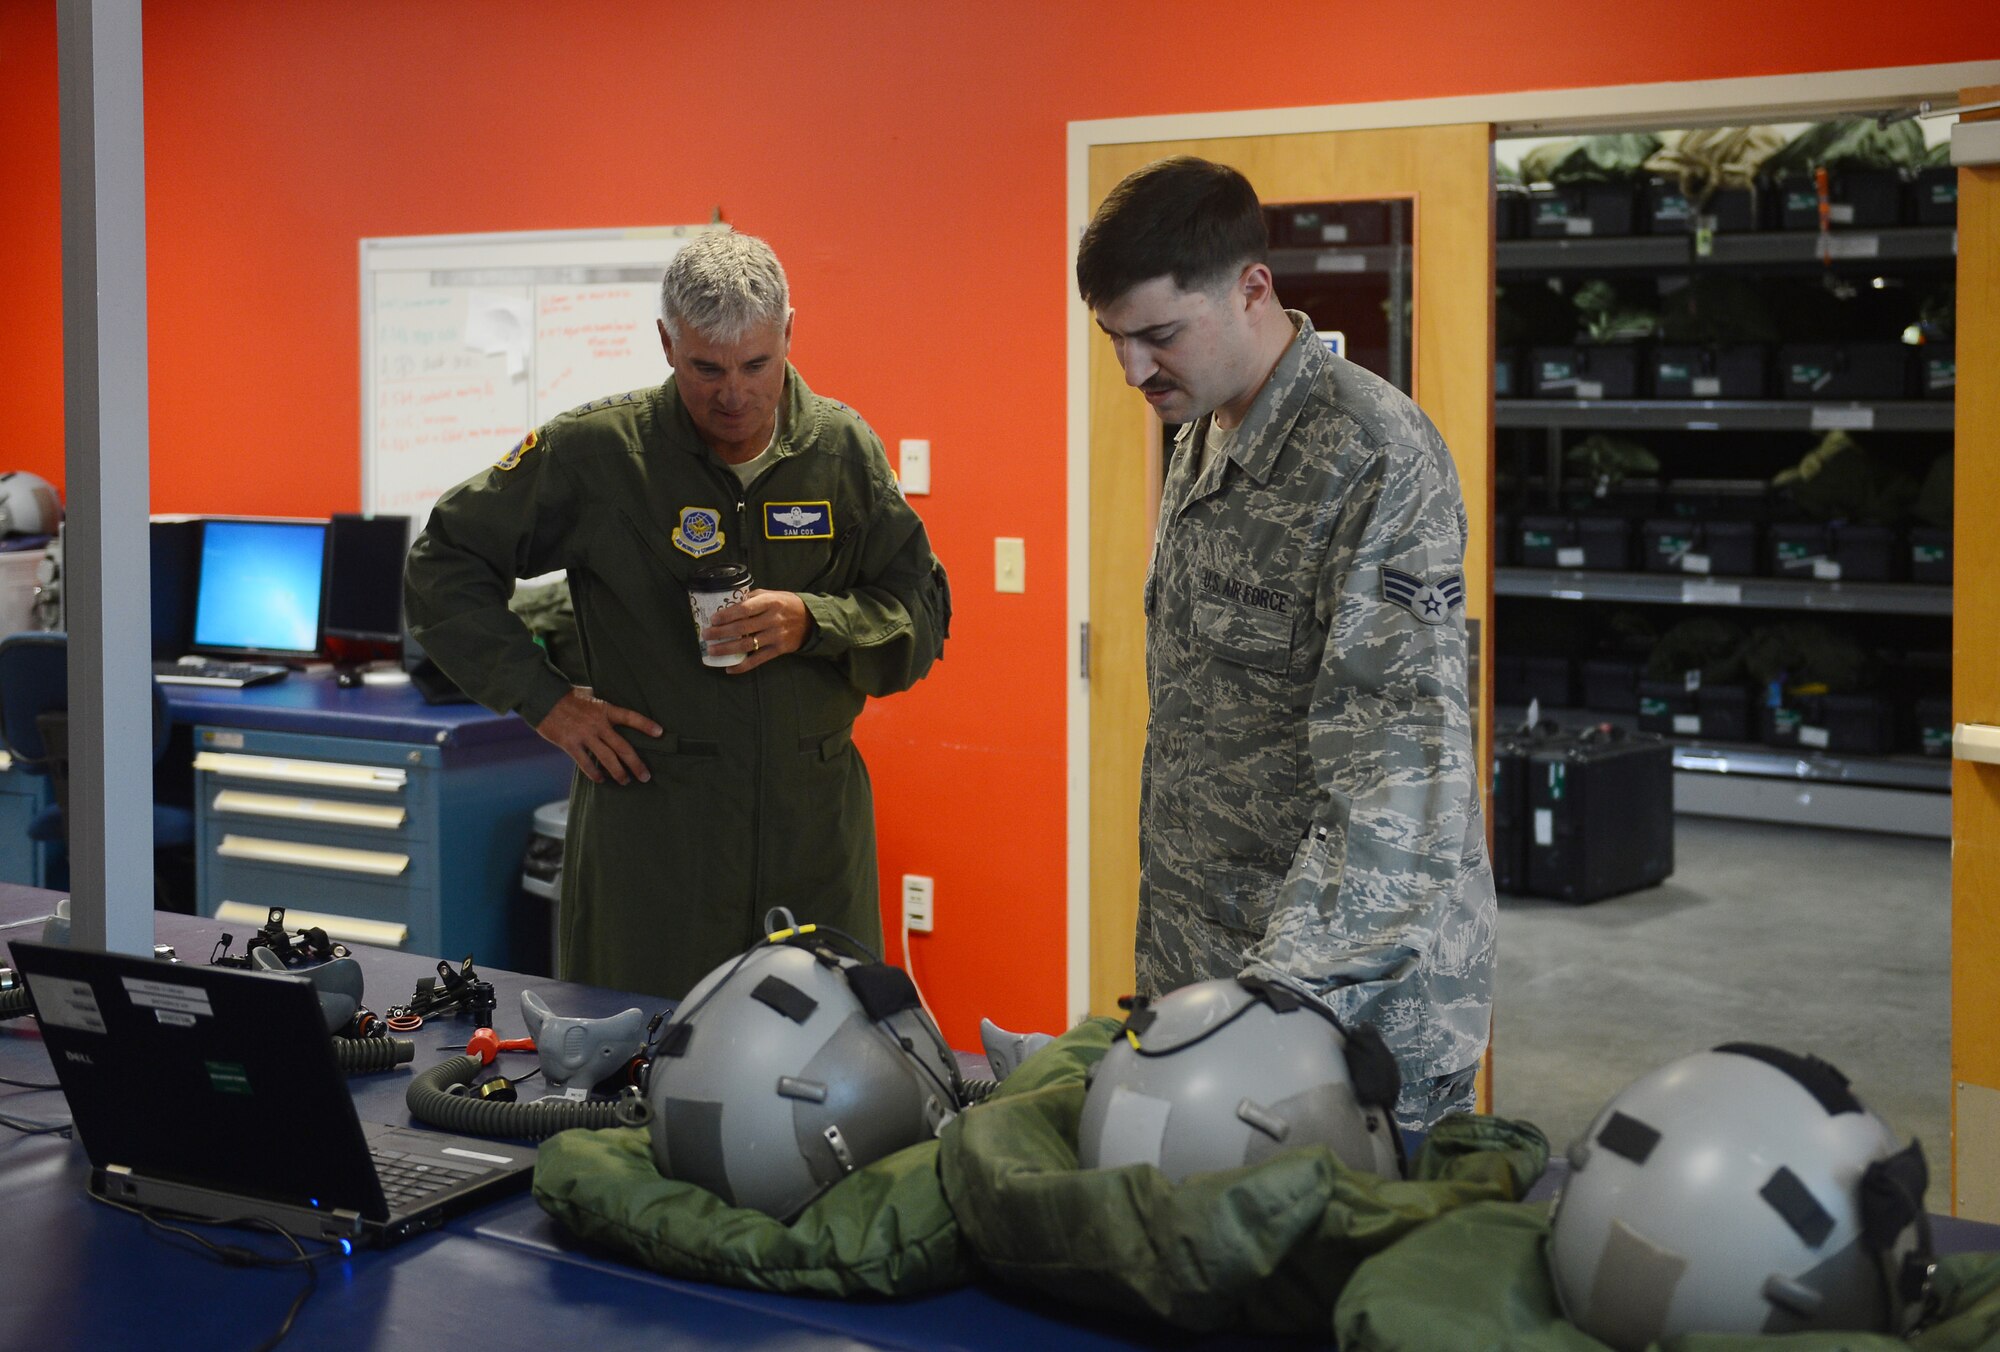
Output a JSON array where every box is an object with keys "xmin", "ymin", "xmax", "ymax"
[
  {"xmin": 405, "ymin": 1054, "xmax": 642, "ymax": 1140},
  {"xmin": 332, "ymin": 1035, "xmax": 415, "ymax": 1075}
]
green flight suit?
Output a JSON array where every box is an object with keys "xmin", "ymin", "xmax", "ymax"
[{"xmin": 405, "ymin": 370, "xmax": 949, "ymax": 998}]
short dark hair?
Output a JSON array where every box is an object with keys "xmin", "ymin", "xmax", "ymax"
[{"xmin": 1076, "ymin": 157, "xmax": 1268, "ymax": 309}]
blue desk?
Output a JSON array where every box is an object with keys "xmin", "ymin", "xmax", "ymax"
[
  {"xmin": 0, "ymin": 891, "xmax": 1295, "ymax": 1352},
  {"xmin": 161, "ymin": 674, "xmax": 573, "ymax": 972}
]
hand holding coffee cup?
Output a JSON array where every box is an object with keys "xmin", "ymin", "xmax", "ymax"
[
  {"xmin": 689, "ymin": 563, "xmax": 754, "ymax": 667},
  {"xmin": 698, "ymin": 586, "xmax": 818, "ymax": 675}
]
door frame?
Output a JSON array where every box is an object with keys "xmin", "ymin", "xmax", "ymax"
[{"xmin": 1066, "ymin": 58, "xmax": 2000, "ymax": 1025}]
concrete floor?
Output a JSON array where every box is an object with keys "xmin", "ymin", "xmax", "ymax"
[{"xmin": 1492, "ymin": 814, "xmax": 1950, "ymax": 1210}]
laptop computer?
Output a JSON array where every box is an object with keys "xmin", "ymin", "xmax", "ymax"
[{"xmin": 10, "ymin": 941, "xmax": 535, "ymax": 1246}]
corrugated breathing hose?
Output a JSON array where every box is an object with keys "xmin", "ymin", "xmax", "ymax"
[
  {"xmin": 333, "ymin": 1035, "xmax": 415, "ymax": 1074},
  {"xmin": 405, "ymin": 1054, "xmax": 643, "ymax": 1140}
]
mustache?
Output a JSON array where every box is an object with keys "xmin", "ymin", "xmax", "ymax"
[{"xmin": 1141, "ymin": 379, "xmax": 1175, "ymax": 394}]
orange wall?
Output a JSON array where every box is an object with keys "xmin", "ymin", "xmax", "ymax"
[{"xmin": 5, "ymin": 1, "xmax": 1997, "ymax": 1045}]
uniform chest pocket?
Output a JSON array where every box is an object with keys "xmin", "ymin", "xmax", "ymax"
[{"xmin": 1192, "ymin": 593, "xmax": 1295, "ymax": 674}]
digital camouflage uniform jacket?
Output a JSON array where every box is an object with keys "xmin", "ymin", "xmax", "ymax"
[
  {"xmin": 406, "ymin": 369, "xmax": 949, "ymax": 999},
  {"xmin": 1138, "ymin": 314, "xmax": 1495, "ymax": 1091}
]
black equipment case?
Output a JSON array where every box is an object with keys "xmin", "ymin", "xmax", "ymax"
[{"xmin": 1520, "ymin": 724, "xmax": 1676, "ymax": 904}]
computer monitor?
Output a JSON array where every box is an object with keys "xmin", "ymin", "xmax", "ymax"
[
  {"xmin": 189, "ymin": 518, "xmax": 329, "ymax": 660},
  {"xmin": 325, "ymin": 513, "xmax": 410, "ymax": 646}
]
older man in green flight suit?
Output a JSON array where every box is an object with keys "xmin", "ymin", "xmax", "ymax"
[
  {"xmin": 406, "ymin": 232, "xmax": 950, "ymax": 999},
  {"xmin": 1078, "ymin": 158, "xmax": 1495, "ymax": 1129}
]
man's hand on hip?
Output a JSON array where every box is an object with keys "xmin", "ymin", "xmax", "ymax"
[
  {"xmin": 705, "ymin": 589, "xmax": 815, "ymax": 675},
  {"xmin": 535, "ymin": 687, "xmax": 662, "ymax": 784}
]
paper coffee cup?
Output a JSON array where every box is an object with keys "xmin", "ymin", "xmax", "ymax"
[{"xmin": 689, "ymin": 563, "xmax": 753, "ymax": 668}]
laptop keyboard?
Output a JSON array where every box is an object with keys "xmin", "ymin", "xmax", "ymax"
[{"xmin": 370, "ymin": 1148, "xmax": 488, "ymax": 1209}]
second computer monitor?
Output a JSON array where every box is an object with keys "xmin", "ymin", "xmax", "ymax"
[
  {"xmin": 190, "ymin": 518, "xmax": 329, "ymax": 660},
  {"xmin": 325, "ymin": 513, "xmax": 411, "ymax": 646}
]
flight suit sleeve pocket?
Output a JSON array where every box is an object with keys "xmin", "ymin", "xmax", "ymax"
[{"xmin": 1192, "ymin": 594, "xmax": 1294, "ymax": 674}]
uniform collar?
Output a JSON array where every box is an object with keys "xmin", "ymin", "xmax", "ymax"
[{"xmin": 1196, "ymin": 311, "xmax": 1325, "ymax": 488}]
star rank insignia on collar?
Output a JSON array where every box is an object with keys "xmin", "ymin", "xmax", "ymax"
[{"xmin": 1380, "ymin": 566, "xmax": 1465, "ymax": 625}]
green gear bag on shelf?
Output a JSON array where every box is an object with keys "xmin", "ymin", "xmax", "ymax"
[
  {"xmin": 1645, "ymin": 618, "xmax": 1749, "ymax": 684},
  {"xmin": 1913, "ymin": 453, "xmax": 1953, "ymax": 530},
  {"xmin": 1773, "ymin": 430, "xmax": 1920, "ymax": 527},
  {"xmin": 1740, "ymin": 622, "xmax": 1872, "ymax": 695},
  {"xmin": 1571, "ymin": 279, "xmax": 1658, "ymax": 343},
  {"xmin": 1566, "ymin": 434, "xmax": 1659, "ymax": 491},
  {"xmin": 1764, "ymin": 119, "xmax": 1928, "ymax": 177},
  {"xmin": 1332, "ymin": 1200, "xmax": 2000, "ymax": 1352},
  {"xmin": 1520, "ymin": 134, "xmax": 1665, "ymax": 186},
  {"xmin": 936, "ymin": 1017, "xmax": 1550, "ymax": 1336},
  {"xmin": 1655, "ymin": 276, "xmax": 1779, "ymax": 345},
  {"xmin": 532, "ymin": 1125, "xmax": 971, "ymax": 1297}
]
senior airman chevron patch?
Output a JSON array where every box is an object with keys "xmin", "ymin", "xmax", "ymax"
[{"xmin": 1380, "ymin": 566, "xmax": 1464, "ymax": 625}]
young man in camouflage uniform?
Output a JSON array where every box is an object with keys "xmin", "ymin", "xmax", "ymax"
[
  {"xmin": 1078, "ymin": 157, "xmax": 1494, "ymax": 1127},
  {"xmin": 407, "ymin": 233, "xmax": 949, "ymax": 1000}
]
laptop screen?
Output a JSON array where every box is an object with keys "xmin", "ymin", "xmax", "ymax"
[{"xmin": 191, "ymin": 519, "xmax": 329, "ymax": 659}]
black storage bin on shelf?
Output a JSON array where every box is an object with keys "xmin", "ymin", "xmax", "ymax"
[
  {"xmin": 1778, "ymin": 343, "xmax": 1911, "ymax": 400},
  {"xmin": 1580, "ymin": 657, "xmax": 1642, "ymax": 715},
  {"xmin": 1518, "ymin": 514, "xmax": 1633, "ymax": 571},
  {"xmin": 1495, "ymin": 348, "xmax": 1522, "ymax": 399},
  {"xmin": 1762, "ymin": 693, "xmax": 1895, "ymax": 755},
  {"xmin": 1575, "ymin": 516, "xmax": 1635, "ymax": 571},
  {"xmin": 1770, "ymin": 170, "xmax": 1906, "ymax": 230},
  {"xmin": 1515, "ymin": 655, "xmax": 1577, "ymax": 709},
  {"xmin": 1914, "ymin": 696, "xmax": 1953, "ymax": 758},
  {"xmin": 1910, "ymin": 166, "xmax": 1958, "ymax": 227},
  {"xmin": 1274, "ymin": 202, "xmax": 1390, "ymax": 248},
  {"xmin": 1920, "ymin": 342, "xmax": 1955, "ymax": 400},
  {"xmin": 1530, "ymin": 345, "xmax": 1643, "ymax": 400},
  {"xmin": 1659, "ymin": 478, "xmax": 1769, "ymax": 522},
  {"xmin": 1524, "ymin": 727, "xmax": 1676, "ymax": 904},
  {"xmin": 1497, "ymin": 185, "xmax": 1530, "ymax": 240},
  {"xmin": 1651, "ymin": 344, "xmax": 1769, "ymax": 400},
  {"xmin": 1640, "ymin": 519, "xmax": 1760, "ymax": 577},
  {"xmin": 1638, "ymin": 680, "xmax": 1755, "ymax": 743},
  {"xmin": 1909, "ymin": 526, "xmax": 1952, "ymax": 584},
  {"xmin": 1527, "ymin": 184, "xmax": 1638, "ymax": 238},
  {"xmin": 1768, "ymin": 521, "xmax": 1899, "ymax": 582},
  {"xmin": 1643, "ymin": 180, "xmax": 1759, "ymax": 235}
]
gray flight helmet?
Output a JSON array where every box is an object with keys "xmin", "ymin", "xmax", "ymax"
[
  {"xmin": 644, "ymin": 910, "xmax": 962, "ymax": 1220},
  {"xmin": 1076, "ymin": 973, "xmax": 1403, "ymax": 1183},
  {"xmin": 1548, "ymin": 1043, "xmax": 1935, "ymax": 1351}
]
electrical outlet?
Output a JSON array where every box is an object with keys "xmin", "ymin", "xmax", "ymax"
[{"xmin": 902, "ymin": 874, "xmax": 935, "ymax": 934}]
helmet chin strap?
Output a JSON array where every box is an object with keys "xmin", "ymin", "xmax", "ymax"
[{"xmin": 1859, "ymin": 1138, "xmax": 1938, "ymax": 1335}]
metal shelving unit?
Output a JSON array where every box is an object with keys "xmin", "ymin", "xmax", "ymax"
[
  {"xmin": 1495, "ymin": 568, "xmax": 1952, "ymax": 617},
  {"xmin": 1498, "ymin": 226, "xmax": 1956, "ymax": 273},
  {"xmin": 1496, "ymin": 399, "xmax": 1952, "ymax": 433}
]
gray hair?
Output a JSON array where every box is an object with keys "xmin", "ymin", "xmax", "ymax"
[{"xmin": 659, "ymin": 231, "xmax": 790, "ymax": 344}]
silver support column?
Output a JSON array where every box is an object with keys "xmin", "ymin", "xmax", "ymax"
[{"xmin": 58, "ymin": 0, "xmax": 154, "ymax": 955}]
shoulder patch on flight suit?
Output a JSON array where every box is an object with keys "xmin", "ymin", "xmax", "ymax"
[
  {"xmin": 673, "ymin": 507, "xmax": 726, "ymax": 558},
  {"xmin": 494, "ymin": 429, "xmax": 538, "ymax": 471},
  {"xmin": 1380, "ymin": 566, "xmax": 1464, "ymax": 625},
  {"xmin": 765, "ymin": 502, "xmax": 834, "ymax": 540}
]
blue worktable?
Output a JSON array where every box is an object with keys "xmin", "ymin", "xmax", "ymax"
[
  {"xmin": 6, "ymin": 890, "xmax": 1996, "ymax": 1351},
  {"xmin": 158, "ymin": 670, "xmax": 541, "ymax": 749}
]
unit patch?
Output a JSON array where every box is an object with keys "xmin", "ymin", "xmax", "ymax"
[
  {"xmin": 765, "ymin": 501, "xmax": 833, "ymax": 540},
  {"xmin": 1197, "ymin": 567, "xmax": 1292, "ymax": 616},
  {"xmin": 673, "ymin": 507, "xmax": 725, "ymax": 558},
  {"xmin": 494, "ymin": 429, "xmax": 538, "ymax": 471},
  {"xmin": 1380, "ymin": 566, "xmax": 1464, "ymax": 625}
]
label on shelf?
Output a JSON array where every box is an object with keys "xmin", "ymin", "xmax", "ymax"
[
  {"xmin": 1823, "ymin": 234, "xmax": 1880, "ymax": 259},
  {"xmin": 1533, "ymin": 808, "xmax": 1554, "ymax": 846},
  {"xmin": 1684, "ymin": 670, "xmax": 1702, "ymax": 693},
  {"xmin": 1556, "ymin": 547, "xmax": 1586, "ymax": 568},
  {"xmin": 1565, "ymin": 218, "xmax": 1594, "ymax": 237},
  {"xmin": 1575, "ymin": 381, "xmax": 1604, "ymax": 400},
  {"xmin": 1681, "ymin": 580, "xmax": 1743, "ymax": 605},
  {"xmin": 1322, "ymin": 224, "xmax": 1350, "ymax": 244},
  {"xmin": 1811, "ymin": 406, "xmax": 1876, "ymax": 431},
  {"xmin": 1673, "ymin": 715, "xmax": 1702, "ymax": 735},
  {"xmin": 1680, "ymin": 553, "xmax": 1712, "ymax": 575},
  {"xmin": 1314, "ymin": 252, "xmax": 1367, "ymax": 273},
  {"xmin": 1799, "ymin": 725, "xmax": 1832, "ymax": 749},
  {"xmin": 1691, "ymin": 377, "xmax": 1722, "ymax": 398},
  {"xmin": 1829, "ymin": 204, "xmax": 1855, "ymax": 225},
  {"xmin": 1812, "ymin": 559, "xmax": 1843, "ymax": 581}
]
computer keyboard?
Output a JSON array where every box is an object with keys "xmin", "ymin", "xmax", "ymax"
[{"xmin": 152, "ymin": 658, "xmax": 291, "ymax": 688}]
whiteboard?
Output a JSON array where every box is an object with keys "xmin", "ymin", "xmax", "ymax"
[{"xmin": 360, "ymin": 226, "xmax": 717, "ymax": 532}]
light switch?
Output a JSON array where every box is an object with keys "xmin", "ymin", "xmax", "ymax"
[
  {"xmin": 995, "ymin": 537, "xmax": 1025, "ymax": 593},
  {"xmin": 898, "ymin": 438, "xmax": 931, "ymax": 495}
]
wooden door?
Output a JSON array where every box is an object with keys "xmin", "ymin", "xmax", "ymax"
[{"xmin": 1085, "ymin": 125, "xmax": 1496, "ymax": 1020}]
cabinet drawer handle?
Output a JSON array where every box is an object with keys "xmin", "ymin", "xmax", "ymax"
[
  {"xmin": 211, "ymin": 790, "xmax": 407, "ymax": 830},
  {"xmin": 214, "ymin": 900, "xmax": 408, "ymax": 949},
  {"xmin": 194, "ymin": 752, "xmax": 407, "ymax": 793},
  {"xmin": 216, "ymin": 834, "xmax": 410, "ymax": 877}
]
